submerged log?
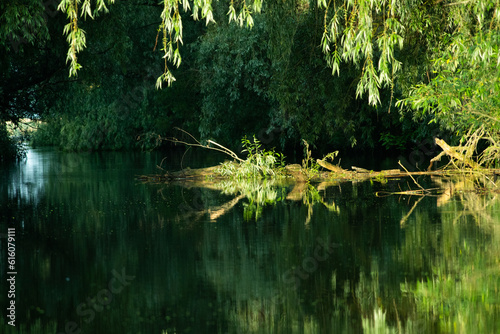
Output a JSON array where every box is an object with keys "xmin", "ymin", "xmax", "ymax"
[
  {"xmin": 137, "ymin": 164, "xmax": 441, "ymax": 183},
  {"xmin": 137, "ymin": 160, "xmax": 500, "ymax": 185},
  {"xmin": 317, "ymin": 159, "xmax": 344, "ymax": 173},
  {"xmin": 351, "ymin": 166, "xmax": 371, "ymax": 173},
  {"xmin": 284, "ymin": 164, "xmax": 306, "ymax": 182}
]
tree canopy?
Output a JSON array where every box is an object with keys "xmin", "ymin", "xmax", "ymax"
[
  {"xmin": 1, "ymin": 0, "xmax": 499, "ymax": 164},
  {"xmin": 53, "ymin": 0, "xmax": 499, "ymax": 107}
]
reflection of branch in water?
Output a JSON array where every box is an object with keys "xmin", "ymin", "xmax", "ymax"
[
  {"xmin": 156, "ymin": 185, "xmax": 245, "ymax": 223},
  {"xmin": 305, "ymin": 205, "xmax": 313, "ymax": 226},
  {"xmin": 431, "ymin": 176, "xmax": 463, "ymax": 207},
  {"xmin": 286, "ymin": 182, "xmax": 307, "ymax": 201},
  {"xmin": 173, "ymin": 192, "xmax": 246, "ymax": 223},
  {"xmin": 375, "ymin": 187, "xmax": 439, "ymax": 197},
  {"xmin": 317, "ymin": 185, "xmax": 340, "ymax": 214},
  {"xmin": 287, "ymin": 182, "xmax": 340, "ymax": 212},
  {"xmin": 156, "ymin": 178, "xmax": 342, "ymax": 223},
  {"xmin": 287, "ymin": 182, "xmax": 340, "ymax": 225},
  {"xmin": 431, "ymin": 176, "xmax": 499, "ymax": 227},
  {"xmin": 397, "ymin": 176, "xmax": 498, "ymax": 228},
  {"xmin": 209, "ymin": 194, "xmax": 245, "ymax": 221},
  {"xmin": 214, "ymin": 179, "xmax": 284, "ymax": 220},
  {"xmin": 400, "ymin": 196, "xmax": 425, "ymax": 227},
  {"xmin": 457, "ymin": 191, "xmax": 498, "ymax": 227}
]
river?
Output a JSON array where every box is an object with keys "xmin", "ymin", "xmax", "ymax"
[{"xmin": 1, "ymin": 147, "xmax": 499, "ymax": 333}]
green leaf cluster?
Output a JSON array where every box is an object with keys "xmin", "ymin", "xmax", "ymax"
[
  {"xmin": 0, "ymin": 0, "xmax": 49, "ymax": 51},
  {"xmin": 217, "ymin": 135, "xmax": 285, "ymax": 179},
  {"xmin": 400, "ymin": 32, "xmax": 500, "ymax": 135}
]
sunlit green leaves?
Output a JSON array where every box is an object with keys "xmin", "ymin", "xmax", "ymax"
[
  {"xmin": 58, "ymin": 0, "xmax": 115, "ymax": 77},
  {"xmin": 317, "ymin": 0, "xmax": 328, "ymax": 9},
  {"xmin": 217, "ymin": 135, "xmax": 285, "ymax": 179},
  {"xmin": 398, "ymin": 28, "xmax": 500, "ymax": 137},
  {"xmin": 227, "ymin": 4, "xmax": 237, "ymax": 23},
  {"xmin": 321, "ymin": 0, "xmax": 405, "ymax": 106},
  {"xmin": 82, "ymin": 1, "xmax": 94, "ymax": 19},
  {"xmin": 155, "ymin": 71, "xmax": 177, "ymax": 89},
  {"xmin": 155, "ymin": 0, "xmax": 265, "ymax": 88},
  {"xmin": 356, "ymin": 59, "xmax": 381, "ymax": 105},
  {"xmin": 157, "ymin": 0, "xmax": 187, "ymax": 87},
  {"xmin": 96, "ymin": 0, "xmax": 111, "ymax": 13}
]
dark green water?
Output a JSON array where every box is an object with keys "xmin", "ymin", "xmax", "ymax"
[{"xmin": 1, "ymin": 148, "xmax": 500, "ymax": 333}]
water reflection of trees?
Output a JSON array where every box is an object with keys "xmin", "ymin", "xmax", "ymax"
[
  {"xmin": 186, "ymin": 180, "xmax": 399, "ymax": 333},
  {"xmin": 398, "ymin": 176, "xmax": 500, "ymax": 333},
  {"xmin": 169, "ymin": 178, "xmax": 340, "ymax": 222},
  {"xmin": 172, "ymin": 176, "xmax": 500, "ymax": 333},
  {"xmin": 4, "ymin": 165, "xmax": 500, "ymax": 333}
]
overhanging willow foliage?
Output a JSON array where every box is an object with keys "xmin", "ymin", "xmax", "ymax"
[{"xmin": 56, "ymin": 0, "xmax": 500, "ymax": 111}]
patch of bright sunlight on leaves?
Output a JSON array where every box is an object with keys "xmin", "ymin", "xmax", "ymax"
[
  {"xmin": 362, "ymin": 308, "xmax": 397, "ymax": 334},
  {"xmin": 216, "ymin": 135, "xmax": 285, "ymax": 180},
  {"xmin": 58, "ymin": 0, "xmax": 114, "ymax": 77}
]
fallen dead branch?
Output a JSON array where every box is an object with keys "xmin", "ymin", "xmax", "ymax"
[
  {"xmin": 164, "ymin": 127, "xmax": 244, "ymax": 162},
  {"xmin": 428, "ymin": 137, "xmax": 481, "ymax": 171},
  {"xmin": 375, "ymin": 161, "xmax": 441, "ymax": 197},
  {"xmin": 138, "ymin": 128, "xmax": 500, "ymax": 192}
]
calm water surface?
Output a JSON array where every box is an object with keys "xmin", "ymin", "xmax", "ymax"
[{"xmin": 1, "ymin": 148, "xmax": 500, "ymax": 333}]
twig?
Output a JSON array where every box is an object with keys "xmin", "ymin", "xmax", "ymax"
[
  {"xmin": 163, "ymin": 128, "xmax": 244, "ymax": 162},
  {"xmin": 207, "ymin": 140, "xmax": 243, "ymax": 162},
  {"xmin": 181, "ymin": 146, "xmax": 191, "ymax": 171},
  {"xmin": 157, "ymin": 156, "xmax": 169, "ymax": 171},
  {"xmin": 174, "ymin": 127, "xmax": 203, "ymax": 145},
  {"xmin": 399, "ymin": 160, "xmax": 425, "ymax": 191}
]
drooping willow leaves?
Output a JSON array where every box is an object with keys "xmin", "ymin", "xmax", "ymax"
[{"xmin": 55, "ymin": 0, "xmax": 500, "ymax": 115}]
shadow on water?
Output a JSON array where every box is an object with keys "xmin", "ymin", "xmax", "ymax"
[{"xmin": 1, "ymin": 147, "xmax": 500, "ymax": 333}]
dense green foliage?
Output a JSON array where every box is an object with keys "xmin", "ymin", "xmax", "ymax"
[
  {"xmin": 195, "ymin": 0, "xmax": 424, "ymax": 153},
  {"xmin": 196, "ymin": 13, "xmax": 272, "ymax": 144},
  {"xmin": 0, "ymin": 123, "xmax": 24, "ymax": 162},
  {"xmin": 2, "ymin": 0, "xmax": 204, "ymax": 152},
  {"xmin": 1, "ymin": 0, "xmax": 499, "ymax": 165},
  {"xmin": 395, "ymin": 1, "xmax": 500, "ymax": 139}
]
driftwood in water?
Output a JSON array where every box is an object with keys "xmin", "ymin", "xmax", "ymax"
[
  {"xmin": 428, "ymin": 137, "xmax": 482, "ymax": 170},
  {"xmin": 137, "ymin": 166, "xmax": 222, "ymax": 182},
  {"xmin": 317, "ymin": 159, "xmax": 344, "ymax": 173},
  {"xmin": 137, "ymin": 163, "xmax": 441, "ymax": 183},
  {"xmin": 137, "ymin": 162, "xmax": 500, "ymax": 184},
  {"xmin": 137, "ymin": 136, "xmax": 500, "ymax": 185}
]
